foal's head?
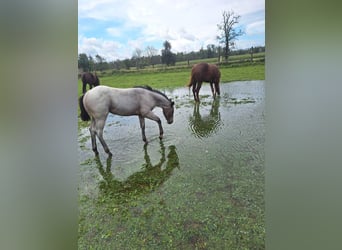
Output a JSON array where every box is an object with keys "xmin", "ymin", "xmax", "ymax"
[{"xmin": 163, "ymin": 100, "xmax": 175, "ymax": 124}]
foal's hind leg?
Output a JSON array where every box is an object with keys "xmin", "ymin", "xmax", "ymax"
[
  {"xmin": 95, "ymin": 118, "xmax": 112, "ymax": 156},
  {"xmin": 89, "ymin": 119, "xmax": 99, "ymax": 156}
]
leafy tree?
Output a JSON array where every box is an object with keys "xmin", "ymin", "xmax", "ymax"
[
  {"xmin": 78, "ymin": 53, "xmax": 89, "ymax": 72},
  {"xmin": 163, "ymin": 40, "xmax": 171, "ymax": 51},
  {"xmin": 95, "ymin": 54, "xmax": 106, "ymax": 71},
  {"xmin": 88, "ymin": 55, "xmax": 95, "ymax": 71},
  {"xmin": 217, "ymin": 10, "xmax": 244, "ymax": 62},
  {"xmin": 206, "ymin": 44, "xmax": 215, "ymax": 58},
  {"xmin": 123, "ymin": 59, "xmax": 131, "ymax": 70},
  {"xmin": 95, "ymin": 54, "xmax": 105, "ymax": 65},
  {"xmin": 161, "ymin": 40, "xmax": 176, "ymax": 66}
]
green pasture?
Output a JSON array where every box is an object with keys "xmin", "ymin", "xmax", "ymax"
[{"xmin": 78, "ymin": 62, "xmax": 265, "ymax": 95}]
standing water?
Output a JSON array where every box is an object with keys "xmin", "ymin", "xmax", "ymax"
[{"xmin": 78, "ymin": 81, "xmax": 265, "ymax": 249}]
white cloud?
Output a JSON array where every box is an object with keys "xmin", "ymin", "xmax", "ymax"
[
  {"xmin": 246, "ymin": 20, "xmax": 265, "ymax": 35},
  {"xmin": 106, "ymin": 27, "xmax": 122, "ymax": 37},
  {"xmin": 78, "ymin": 0, "xmax": 265, "ymax": 61},
  {"xmin": 78, "ymin": 36, "xmax": 124, "ymax": 60}
]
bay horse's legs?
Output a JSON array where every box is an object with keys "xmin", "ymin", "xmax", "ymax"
[
  {"xmin": 195, "ymin": 82, "xmax": 202, "ymax": 102},
  {"xmin": 138, "ymin": 115, "xmax": 147, "ymax": 143},
  {"xmin": 82, "ymin": 82, "xmax": 87, "ymax": 94},
  {"xmin": 210, "ymin": 82, "xmax": 216, "ymax": 99},
  {"xmin": 143, "ymin": 111, "xmax": 164, "ymax": 140},
  {"xmin": 214, "ymin": 82, "xmax": 220, "ymax": 96},
  {"xmin": 89, "ymin": 82, "xmax": 93, "ymax": 90},
  {"xmin": 192, "ymin": 83, "xmax": 197, "ymax": 101}
]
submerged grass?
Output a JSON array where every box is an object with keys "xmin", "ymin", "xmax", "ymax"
[
  {"xmin": 78, "ymin": 145, "xmax": 265, "ymax": 249},
  {"xmin": 78, "ymin": 73, "xmax": 265, "ymax": 248}
]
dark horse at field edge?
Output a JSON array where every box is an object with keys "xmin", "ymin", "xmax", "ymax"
[
  {"xmin": 81, "ymin": 72, "xmax": 100, "ymax": 94},
  {"xmin": 187, "ymin": 62, "xmax": 221, "ymax": 102}
]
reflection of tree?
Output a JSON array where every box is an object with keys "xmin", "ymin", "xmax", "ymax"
[
  {"xmin": 95, "ymin": 141, "xmax": 179, "ymax": 202},
  {"xmin": 188, "ymin": 99, "xmax": 222, "ymax": 138}
]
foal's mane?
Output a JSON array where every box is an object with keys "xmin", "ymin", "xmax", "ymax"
[{"xmin": 134, "ymin": 85, "xmax": 171, "ymax": 102}]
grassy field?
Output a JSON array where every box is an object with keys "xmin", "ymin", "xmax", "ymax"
[
  {"xmin": 78, "ymin": 81, "xmax": 265, "ymax": 249},
  {"xmin": 78, "ymin": 58, "xmax": 265, "ymax": 248},
  {"xmin": 78, "ymin": 61, "xmax": 265, "ymax": 95}
]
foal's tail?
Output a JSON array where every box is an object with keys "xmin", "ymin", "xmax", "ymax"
[{"xmin": 79, "ymin": 94, "xmax": 91, "ymax": 121}]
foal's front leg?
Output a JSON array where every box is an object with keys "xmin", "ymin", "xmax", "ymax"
[
  {"xmin": 138, "ymin": 115, "xmax": 147, "ymax": 142},
  {"xmin": 142, "ymin": 112, "xmax": 164, "ymax": 141}
]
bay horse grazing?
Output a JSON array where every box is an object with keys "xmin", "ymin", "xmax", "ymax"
[
  {"xmin": 187, "ymin": 62, "xmax": 221, "ymax": 102},
  {"xmin": 81, "ymin": 72, "xmax": 100, "ymax": 94},
  {"xmin": 79, "ymin": 85, "xmax": 175, "ymax": 156}
]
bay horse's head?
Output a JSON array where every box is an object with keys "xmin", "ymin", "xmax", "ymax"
[
  {"xmin": 93, "ymin": 73, "xmax": 100, "ymax": 87},
  {"xmin": 162, "ymin": 100, "xmax": 175, "ymax": 124}
]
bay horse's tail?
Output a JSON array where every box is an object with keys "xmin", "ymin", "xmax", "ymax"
[
  {"xmin": 79, "ymin": 94, "xmax": 91, "ymax": 121},
  {"xmin": 187, "ymin": 74, "xmax": 194, "ymax": 88}
]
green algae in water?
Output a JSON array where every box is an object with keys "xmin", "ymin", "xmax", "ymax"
[{"xmin": 78, "ymin": 81, "xmax": 265, "ymax": 249}]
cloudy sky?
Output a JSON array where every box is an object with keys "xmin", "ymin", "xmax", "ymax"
[{"xmin": 78, "ymin": 0, "xmax": 264, "ymax": 61}]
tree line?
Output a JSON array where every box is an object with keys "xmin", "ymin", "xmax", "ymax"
[
  {"xmin": 78, "ymin": 44, "xmax": 265, "ymax": 72},
  {"xmin": 78, "ymin": 10, "xmax": 265, "ymax": 72}
]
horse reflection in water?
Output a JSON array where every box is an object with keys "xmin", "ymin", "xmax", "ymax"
[
  {"xmin": 188, "ymin": 99, "xmax": 222, "ymax": 138},
  {"xmin": 95, "ymin": 142, "xmax": 179, "ymax": 201}
]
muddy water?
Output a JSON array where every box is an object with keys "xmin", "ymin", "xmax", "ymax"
[{"xmin": 78, "ymin": 80, "xmax": 265, "ymax": 249}]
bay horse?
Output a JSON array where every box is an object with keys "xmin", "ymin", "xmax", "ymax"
[
  {"xmin": 81, "ymin": 72, "xmax": 100, "ymax": 94},
  {"xmin": 79, "ymin": 85, "xmax": 175, "ymax": 156},
  {"xmin": 187, "ymin": 62, "xmax": 221, "ymax": 102}
]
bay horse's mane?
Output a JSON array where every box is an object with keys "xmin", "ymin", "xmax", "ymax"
[{"xmin": 134, "ymin": 85, "xmax": 171, "ymax": 102}]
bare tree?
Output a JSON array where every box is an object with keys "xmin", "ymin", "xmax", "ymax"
[
  {"xmin": 217, "ymin": 10, "xmax": 244, "ymax": 62},
  {"xmin": 145, "ymin": 46, "xmax": 158, "ymax": 68},
  {"xmin": 132, "ymin": 48, "xmax": 143, "ymax": 69}
]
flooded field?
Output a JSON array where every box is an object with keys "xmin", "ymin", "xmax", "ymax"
[{"xmin": 78, "ymin": 81, "xmax": 265, "ymax": 249}]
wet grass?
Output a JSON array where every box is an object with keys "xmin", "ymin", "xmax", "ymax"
[
  {"xmin": 78, "ymin": 149, "xmax": 264, "ymax": 249},
  {"xmin": 78, "ymin": 82, "xmax": 265, "ymax": 249}
]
